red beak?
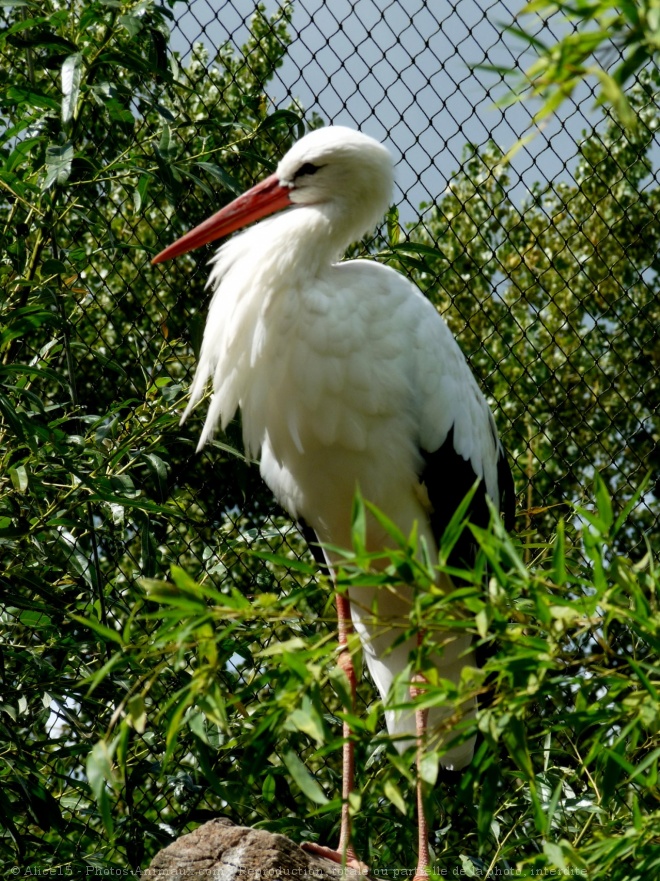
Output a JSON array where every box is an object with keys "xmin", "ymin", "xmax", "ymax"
[{"xmin": 151, "ymin": 173, "xmax": 292, "ymax": 265}]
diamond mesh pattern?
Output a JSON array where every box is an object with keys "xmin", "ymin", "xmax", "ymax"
[{"xmin": 1, "ymin": 0, "xmax": 658, "ymax": 873}]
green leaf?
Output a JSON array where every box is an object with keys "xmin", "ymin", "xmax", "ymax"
[
  {"xmin": 350, "ymin": 489, "xmax": 367, "ymax": 555},
  {"xmin": 502, "ymin": 715, "xmax": 534, "ymax": 779},
  {"xmin": 329, "ymin": 664, "xmax": 354, "ymax": 712},
  {"xmin": 140, "ymin": 514, "xmax": 157, "ymax": 577},
  {"xmin": 458, "ymin": 854, "xmax": 479, "ymax": 878},
  {"xmin": 259, "ymin": 637, "xmax": 306, "ymax": 657},
  {"xmin": 197, "ymin": 681, "xmax": 227, "ymax": 730},
  {"xmin": 614, "ymin": 472, "xmax": 652, "ymax": 536},
  {"xmin": 119, "ymin": 14, "xmax": 142, "ymax": 38},
  {"xmin": 5, "ymin": 136, "xmax": 42, "ymax": 171},
  {"xmin": 437, "ymin": 479, "xmax": 481, "ymax": 565},
  {"xmin": 7, "ymin": 28, "xmax": 77, "ymax": 52},
  {"xmin": 551, "ymin": 518, "xmax": 567, "ymax": 585},
  {"xmin": 477, "ymin": 761, "xmax": 499, "ymax": 843},
  {"xmin": 177, "ymin": 166, "xmax": 214, "ymax": 199},
  {"xmin": 385, "ymin": 204, "xmax": 401, "ymax": 246},
  {"xmin": 106, "ymin": 98, "xmax": 135, "ymax": 127},
  {"xmin": 69, "ymin": 614, "xmax": 124, "ymax": 646},
  {"xmin": 419, "ymin": 751, "xmax": 439, "ymax": 786},
  {"xmin": 195, "ymin": 161, "xmax": 244, "ymax": 196},
  {"xmin": 142, "ymin": 452, "xmax": 168, "ymax": 495},
  {"xmin": 133, "ymin": 173, "xmax": 150, "ymax": 212},
  {"xmin": 91, "ymin": 47, "xmax": 166, "ymax": 78},
  {"xmin": 20, "ymin": 774, "xmax": 62, "ymax": 832},
  {"xmin": 543, "ymin": 840, "xmax": 570, "ymax": 873},
  {"xmin": 617, "ymin": 0, "xmax": 640, "ymax": 27},
  {"xmin": 363, "ymin": 499, "xmax": 409, "ymax": 549},
  {"xmin": 593, "ymin": 472, "xmax": 614, "ymax": 531},
  {"xmin": 282, "ymin": 750, "xmax": 328, "ymax": 804},
  {"xmin": 288, "ymin": 697, "xmax": 326, "ymax": 746},
  {"xmin": 6, "ymin": 85, "xmax": 60, "ymax": 111},
  {"xmin": 259, "ymin": 108, "xmax": 305, "ymax": 139},
  {"xmin": 262, "ymin": 774, "xmax": 276, "ymax": 803},
  {"xmin": 86, "ymin": 738, "xmax": 119, "ymax": 837},
  {"xmin": 250, "ymin": 549, "xmax": 318, "ymax": 575},
  {"xmin": 41, "ymin": 258, "xmax": 68, "ymax": 275},
  {"xmin": 127, "ymin": 695, "xmax": 146, "ymax": 734},
  {"xmin": 591, "ymin": 65, "xmax": 638, "ymax": 131},
  {"xmin": 9, "ymin": 464, "xmax": 29, "ymax": 493},
  {"xmin": 383, "ymin": 778, "xmax": 407, "ymax": 814},
  {"xmin": 43, "ymin": 142, "xmax": 74, "ymax": 189},
  {"xmin": 61, "ymin": 52, "xmax": 82, "ymax": 124},
  {"xmin": 158, "ymin": 123, "xmax": 173, "ymax": 157}
]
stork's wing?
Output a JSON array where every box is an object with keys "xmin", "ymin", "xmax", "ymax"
[
  {"xmin": 297, "ymin": 518, "xmax": 328, "ymax": 573},
  {"xmin": 413, "ymin": 294, "xmax": 515, "ymax": 566},
  {"xmin": 420, "ymin": 427, "xmax": 515, "ymax": 569}
]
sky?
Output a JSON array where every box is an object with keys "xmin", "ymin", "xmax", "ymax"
[{"xmin": 168, "ymin": 0, "xmax": 606, "ymax": 220}]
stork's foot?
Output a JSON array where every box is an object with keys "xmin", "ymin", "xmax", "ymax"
[{"xmin": 301, "ymin": 841, "xmax": 369, "ymax": 874}]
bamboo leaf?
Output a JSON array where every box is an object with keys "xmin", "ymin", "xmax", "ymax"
[
  {"xmin": 383, "ymin": 779, "xmax": 407, "ymax": 814},
  {"xmin": 61, "ymin": 52, "xmax": 82, "ymax": 124},
  {"xmin": 283, "ymin": 751, "xmax": 329, "ymax": 804},
  {"xmin": 70, "ymin": 614, "xmax": 124, "ymax": 646}
]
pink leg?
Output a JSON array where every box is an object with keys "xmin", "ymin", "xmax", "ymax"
[
  {"xmin": 301, "ymin": 593, "xmax": 368, "ymax": 872},
  {"xmin": 412, "ymin": 640, "xmax": 430, "ymax": 881}
]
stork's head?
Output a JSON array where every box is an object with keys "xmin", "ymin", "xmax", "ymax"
[
  {"xmin": 152, "ymin": 126, "xmax": 394, "ymax": 264},
  {"xmin": 276, "ymin": 126, "xmax": 394, "ymax": 229}
]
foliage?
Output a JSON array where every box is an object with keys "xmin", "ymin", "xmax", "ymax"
[
  {"xmin": 1, "ymin": 0, "xmax": 658, "ymax": 878},
  {"xmin": 82, "ymin": 477, "xmax": 660, "ymax": 879},
  {"xmin": 495, "ymin": 0, "xmax": 660, "ymax": 134}
]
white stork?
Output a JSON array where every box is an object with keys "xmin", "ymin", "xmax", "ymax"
[{"xmin": 153, "ymin": 126, "xmax": 514, "ymax": 878}]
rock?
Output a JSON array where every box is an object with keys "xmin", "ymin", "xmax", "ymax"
[{"xmin": 143, "ymin": 817, "xmax": 367, "ymax": 880}]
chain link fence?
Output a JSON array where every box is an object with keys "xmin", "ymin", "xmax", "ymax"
[{"xmin": 1, "ymin": 0, "xmax": 658, "ymax": 874}]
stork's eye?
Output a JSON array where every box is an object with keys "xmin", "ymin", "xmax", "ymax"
[{"xmin": 294, "ymin": 162, "xmax": 321, "ymax": 180}]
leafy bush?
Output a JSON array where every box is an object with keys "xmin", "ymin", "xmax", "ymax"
[
  {"xmin": 1, "ymin": 1, "xmax": 658, "ymax": 877},
  {"xmin": 81, "ymin": 477, "xmax": 660, "ymax": 879}
]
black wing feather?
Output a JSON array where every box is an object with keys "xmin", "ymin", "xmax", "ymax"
[
  {"xmin": 420, "ymin": 425, "xmax": 515, "ymax": 570},
  {"xmin": 298, "ymin": 517, "xmax": 328, "ymax": 574},
  {"xmin": 497, "ymin": 444, "xmax": 516, "ymax": 533}
]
